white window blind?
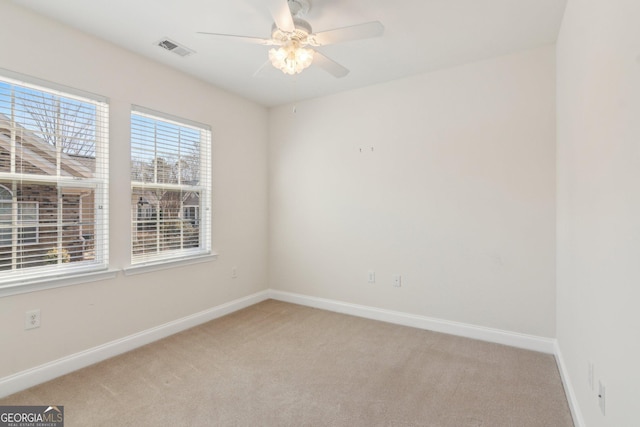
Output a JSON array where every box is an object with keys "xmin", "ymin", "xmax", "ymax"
[
  {"xmin": 130, "ymin": 107, "xmax": 211, "ymax": 264},
  {"xmin": 0, "ymin": 72, "xmax": 109, "ymax": 287}
]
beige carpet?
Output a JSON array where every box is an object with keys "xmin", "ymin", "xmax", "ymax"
[{"xmin": 1, "ymin": 300, "xmax": 574, "ymax": 426}]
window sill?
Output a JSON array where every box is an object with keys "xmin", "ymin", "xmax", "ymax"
[
  {"xmin": 123, "ymin": 252, "xmax": 218, "ymax": 277},
  {"xmin": 0, "ymin": 268, "xmax": 119, "ymax": 298}
]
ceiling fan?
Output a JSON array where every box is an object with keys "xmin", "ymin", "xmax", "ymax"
[{"xmin": 197, "ymin": 0, "xmax": 384, "ymax": 77}]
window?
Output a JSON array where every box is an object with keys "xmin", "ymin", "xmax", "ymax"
[
  {"xmin": 0, "ymin": 72, "xmax": 109, "ymax": 286},
  {"xmin": 0, "ymin": 188, "xmax": 10, "ymax": 247},
  {"xmin": 0, "ymin": 192, "xmax": 39, "ymax": 246},
  {"xmin": 183, "ymin": 205, "xmax": 199, "ymax": 226},
  {"xmin": 18, "ymin": 201, "xmax": 38, "ymax": 244},
  {"xmin": 130, "ymin": 107, "xmax": 211, "ymax": 264}
]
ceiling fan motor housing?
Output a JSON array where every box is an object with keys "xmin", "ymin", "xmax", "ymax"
[{"xmin": 271, "ymin": 18, "xmax": 313, "ymax": 44}]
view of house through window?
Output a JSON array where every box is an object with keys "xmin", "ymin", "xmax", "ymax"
[
  {"xmin": 0, "ymin": 73, "xmax": 108, "ymax": 284},
  {"xmin": 130, "ymin": 107, "xmax": 211, "ymax": 264}
]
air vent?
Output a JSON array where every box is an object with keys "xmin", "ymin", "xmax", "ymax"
[{"xmin": 156, "ymin": 37, "xmax": 195, "ymax": 57}]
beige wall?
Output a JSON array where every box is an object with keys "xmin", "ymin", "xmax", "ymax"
[
  {"xmin": 556, "ymin": 0, "xmax": 640, "ymax": 425},
  {"xmin": 269, "ymin": 46, "xmax": 557, "ymax": 337},
  {"xmin": 15, "ymin": 5, "xmax": 640, "ymax": 424},
  {"xmin": 0, "ymin": 3, "xmax": 269, "ymax": 378}
]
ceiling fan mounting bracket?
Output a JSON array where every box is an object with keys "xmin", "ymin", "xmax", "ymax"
[{"xmin": 288, "ymin": 0, "xmax": 311, "ymax": 18}]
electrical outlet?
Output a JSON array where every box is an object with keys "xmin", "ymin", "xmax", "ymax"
[
  {"xmin": 393, "ymin": 275, "xmax": 402, "ymax": 287},
  {"xmin": 368, "ymin": 271, "xmax": 375, "ymax": 283},
  {"xmin": 232, "ymin": 267, "xmax": 238, "ymax": 279},
  {"xmin": 25, "ymin": 309, "xmax": 40, "ymax": 330},
  {"xmin": 598, "ymin": 381, "xmax": 606, "ymax": 415}
]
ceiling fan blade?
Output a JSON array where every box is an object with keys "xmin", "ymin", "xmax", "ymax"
[
  {"xmin": 312, "ymin": 21, "xmax": 384, "ymax": 46},
  {"xmin": 252, "ymin": 60, "xmax": 273, "ymax": 78},
  {"xmin": 196, "ymin": 32, "xmax": 274, "ymax": 45},
  {"xmin": 268, "ymin": 0, "xmax": 295, "ymax": 32},
  {"xmin": 313, "ymin": 51, "xmax": 349, "ymax": 78}
]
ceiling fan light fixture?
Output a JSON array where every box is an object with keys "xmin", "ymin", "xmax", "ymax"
[
  {"xmin": 197, "ymin": 0, "xmax": 382, "ymax": 79},
  {"xmin": 268, "ymin": 42, "xmax": 314, "ymax": 75}
]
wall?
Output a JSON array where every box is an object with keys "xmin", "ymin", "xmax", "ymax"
[
  {"xmin": 0, "ymin": 3, "xmax": 268, "ymax": 380},
  {"xmin": 556, "ymin": 0, "xmax": 640, "ymax": 425},
  {"xmin": 269, "ymin": 46, "xmax": 556, "ymax": 337}
]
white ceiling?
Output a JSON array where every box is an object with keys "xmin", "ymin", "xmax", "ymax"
[{"xmin": 12, "ymin": 0, "xmax": 567, "ymax": 107}]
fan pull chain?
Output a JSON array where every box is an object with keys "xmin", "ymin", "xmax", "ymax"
[{"xmin": 292, "ymin": 74, "xmax": 298, "ymax": 114}]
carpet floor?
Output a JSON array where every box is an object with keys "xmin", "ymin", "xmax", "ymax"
[{"xmin": 0, "ymin": 300, "xmax": 574, "ymax": 426}]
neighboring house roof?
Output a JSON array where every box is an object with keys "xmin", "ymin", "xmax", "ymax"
[
  {"xmin": 0, "ymin": 112, "xmax": 94, "ymax": 179},
  {"xmin": 183, "ymin": 192, "xmax": 199, "ymax": 205},
  {"xmin": 136, "ymin": 190, "xmax": 200, "ymax": 207},
  {"xmin": 0, "ymin": 114, "xmax": 201, "ymax": 204}
]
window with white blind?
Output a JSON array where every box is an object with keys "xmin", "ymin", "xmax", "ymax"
[
  {"xmin": 130, "ymin": 107, "xmax": 211, "ymax": 265},
  {"xmin": 0, "ymin": 72, "xmax": 109, "ymax": 288}
]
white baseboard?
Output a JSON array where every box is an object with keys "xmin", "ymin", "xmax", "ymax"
[
  {"xmin": 554, "ymin": 342, "xmax": 585, "ymax": 427},
  {"xmin": 0, "ymin": 290, "xmax": 270, "ymax": 399},
  {"xmin": 1, "ymin": 288, "xmax": 570, "ymax": 409},
  {"xmin": 268, "ymin": 290, "xmax": 557, "ymax": 354},
  {"xmin": 269, "ymin": 290, "xmax": 585, "ymax": 423}
]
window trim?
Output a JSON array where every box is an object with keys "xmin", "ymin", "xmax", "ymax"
[
  {"xmin": 0, "ymin": 267, "xmax": 119, "ymax": 298},
  {"xmin": 0, "ymin": 68, "xmax": 108, "ymax": 105},
  {"xmin": 123, "ymin": 252, "xmax": 217, "ymax": 277},
  {"xmin": 0, "ymin": 69, "xmax": 110, "ymax": 292},
  {"xmin": 129, "ymin": 106, "xmax": 212, "ymax": 267}
]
